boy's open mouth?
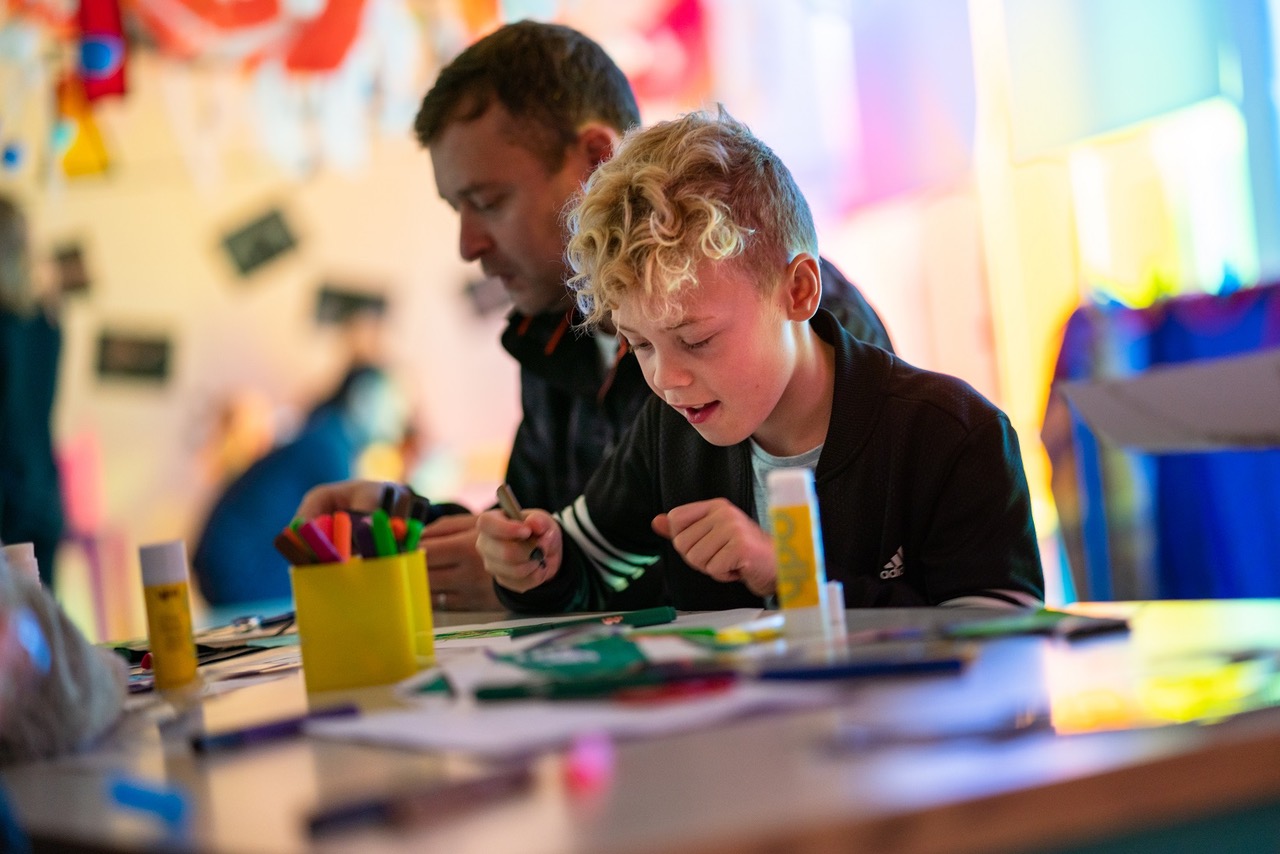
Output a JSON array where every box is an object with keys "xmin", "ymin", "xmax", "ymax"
[{"xmin": 678, "ymin": 401, "xmax": 720, "ymax": 424}]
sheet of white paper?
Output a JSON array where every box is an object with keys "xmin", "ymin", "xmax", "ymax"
[
  {"xmin": 1057, "ymin": 349, "xmax": 1280, "ymax": 452},
  {"xmin": 308, "ymin": 682, "xmax": 834, "ymax": 758}
]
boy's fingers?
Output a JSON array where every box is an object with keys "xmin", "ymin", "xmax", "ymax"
[
  {"xmin": 651, "ymin": 514, "xmax": 672, "ymax": 539},
  {"xmin": 476, "ymin": 509, "xmax": 532, "ymax": 541},
  {"xmin": 663, "ymin": 500, "xmax": 716, "ymax": 533},
  {"xmin": 525, "ymin": 510, "xmax": 555, "ymax": 537}
]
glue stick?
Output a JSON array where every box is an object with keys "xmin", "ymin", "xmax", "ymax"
[
  {"xmin": 767, "ymin": 468, "xmax": 831, "ymax": 643},
  {"xmin": 139, "ymin": 540, "xmax": 200, "ymax": 696}
]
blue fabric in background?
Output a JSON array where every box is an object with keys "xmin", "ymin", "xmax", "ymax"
[{"xmin": 1049, "ymin": 282, "xmax": 1280, "ymax": 600}]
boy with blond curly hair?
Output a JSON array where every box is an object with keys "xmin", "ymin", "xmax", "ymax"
[{"xmin": 476, "ymin": 108, "xmax": 1044, "ymax": 612}]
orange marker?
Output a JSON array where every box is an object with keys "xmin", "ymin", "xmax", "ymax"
[
  {"xmin": 389, "ymin": 516, "xmax": 408, "ymax": 549},
  {"xmin": 332, "ymin": 511, "xmax": 352, "ymax": 561}
]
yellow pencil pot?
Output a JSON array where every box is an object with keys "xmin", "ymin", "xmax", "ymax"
[{"xmin": 290, "ymin": 550, "xmax": 435, "ymax": 692}]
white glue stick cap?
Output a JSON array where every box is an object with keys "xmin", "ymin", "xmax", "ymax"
[
  {"xmin": 767, "ymin": 467, "xmax": 816, "ymax": 506},
  {"xmin": 140, "ymin": 540, "xmax": 190, "ymax": 587}
]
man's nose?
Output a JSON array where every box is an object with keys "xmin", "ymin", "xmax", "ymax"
[{"xmin": 458, "ymin": 210, "xmax": 492, "ymax": 262}]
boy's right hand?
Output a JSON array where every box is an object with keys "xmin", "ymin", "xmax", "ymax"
[{"xmin": 475, "ymin": 508, "xmax": 561, "ymax": 593}]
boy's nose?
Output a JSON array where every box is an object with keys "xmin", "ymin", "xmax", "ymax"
[{"xmin": 649, "ymin": 352, "xmax": 691, "ymax": 391}]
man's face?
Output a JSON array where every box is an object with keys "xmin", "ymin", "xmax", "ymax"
[
  {"xmin": 430, "ymin": 103, "xmax": 594, "ymax": 317},
  {"xmin": 613, "ymin": 258, "xmax": 804, "ymax": 450}
]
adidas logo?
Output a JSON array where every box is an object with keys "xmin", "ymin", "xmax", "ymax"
[{"xmin": 880, "ymin": 547, "xmax": 905, "ymax": 580}]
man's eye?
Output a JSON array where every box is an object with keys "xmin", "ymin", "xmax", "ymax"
[{"xmin": 470, "ymin": 195, "xmax": 504, "ymax": 213}]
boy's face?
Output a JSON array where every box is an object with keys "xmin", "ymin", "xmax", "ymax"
[
  {"xmin": 430, "ymin": 103, "xmax": 594, "ymax": 317},
  {"xmin": 614, "ymin": 258, "xmax": 807, "ymax": 450}
]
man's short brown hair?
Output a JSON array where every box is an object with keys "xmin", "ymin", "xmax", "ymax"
[{"xmin": 414, "ymin": 21, "xmax": 640, "ymax": 173}]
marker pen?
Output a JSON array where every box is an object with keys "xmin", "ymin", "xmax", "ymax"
[
  {"xmin": 283, "ymin": 527, "xmax": 316, "ymax": 563},
  {"xmin": 495, "ymin": 483, "xmax": 545, "ymax": 564},
  {"xmin": 389, "ymin": 516, "xmax": 408, "ymax": 548},
  {"xmin": 308, "ymin": 765, "xmax": 534, "ymax": 836},
  {"xmin": 403, "ymin": 518, "xmax": 425, "ymax": 551},
  {"xmin": 298, "ymin": 520, "xmax": 342, "ymax": 564},
  {"xmin": 354, "ymin": 517, "xmax": 378, "ymax": 559},
  {"xmin": 369, "ymin": 509, "xmax": 398, "ymax": 557},
  {"xmin": 273, "ymin": 531, "xmax": 313, "ymax": 565},
  {"xmin": 331, "ymin": 511, "xmax": 353, "ymax": 561},
  {"xmin": 191, "ymin": 703, "xmax": 358, "ymax": 753}
]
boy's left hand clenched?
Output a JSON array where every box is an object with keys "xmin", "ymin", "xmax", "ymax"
[{"xmin": 653, "ymin": 499, "xmax": 776, "ymax": 597}]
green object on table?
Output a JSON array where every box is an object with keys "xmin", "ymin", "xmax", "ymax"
[
  {"xmin": 943, "ymin": 608, "xmax": 1129, "ymax": 640},
  {"xmin": 498, "ymin": 633, "xmax": 647, "ymax": 679},
  {"xmin": 507, "ymin": 605, "xmax": 677, "ymax": 638}
]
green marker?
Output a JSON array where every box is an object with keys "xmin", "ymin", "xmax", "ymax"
[
  {"xmin": 369, "ymin": 509, "xmax": 398, "ymax": 557},
  {"xmin": 403, "ymin": 518, "xmax": 425, "ymax": 551}
]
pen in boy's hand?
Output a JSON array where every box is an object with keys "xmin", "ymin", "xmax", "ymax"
[{"xmin": 495, "ymin": 483, "xmax": 545, "ymax": 564}]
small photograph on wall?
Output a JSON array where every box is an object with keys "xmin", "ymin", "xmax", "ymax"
[
  {"xmin": 314, "ymin": 284, "xmax": 387, "ymax": 325},
  {"xmin": 95, "ymin": 330, "xmax": 171, "ymax": 383},
  {"xmin": 53, "ymin": 242, "xmax": 91, "ymax": 296},
  {"xmin": 221, "ymin": 208, "xmax": 297, "ymax": 278}
]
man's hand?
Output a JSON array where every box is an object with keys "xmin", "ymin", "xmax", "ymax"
[
  {"xmin": 475, "ymin": 508, "xmax": 561, "ymax": 593},
  {"xmin": 421, "ymin": 513, "xmax": 502, "ymax": 610},
  {"xmin": 295, "ymin": 480, "xmax": 415, "ymax": 520},
  {"xmin": 652, "ymin": 499, "xmax": 776, "ymax": 597}
]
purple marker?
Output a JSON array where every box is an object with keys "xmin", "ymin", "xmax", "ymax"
[{"xmin": 191, "ymin": 704, "xmax": 359, "ymax": 753}]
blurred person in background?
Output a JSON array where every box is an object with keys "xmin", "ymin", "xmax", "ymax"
[
  {"xmin": 192, "ymin": 364, "xmax": 409, "ymax": 606},
  {"xmin": 0, "ymin": 195, "xmax": 64, "ymax": 590}
]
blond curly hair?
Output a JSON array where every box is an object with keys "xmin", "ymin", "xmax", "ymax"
[{"xmin": 565, "ymin": 107, "xmax": 818, "ymax": 327}]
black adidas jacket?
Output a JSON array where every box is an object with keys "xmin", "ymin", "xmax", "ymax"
[
  {"xmin": 498, "ymin": 309, "xmax": 1044, "ymax": 613},
  {"xmin": 499, "ymin": 258, "xmax": 893, "ymax": 515}
]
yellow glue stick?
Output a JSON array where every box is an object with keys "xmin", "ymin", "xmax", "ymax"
[
  {"xmin": 139, "ymin": 540, "xmax": 200, "ymax": 696},
  {"xmin": 768, "ymin": 468, "xmax": 831, "ymax": 643}
]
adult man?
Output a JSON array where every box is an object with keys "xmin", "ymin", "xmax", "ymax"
[{"xmin": 298, "ymin": 21, "xmax": 892, "ymax": 610}]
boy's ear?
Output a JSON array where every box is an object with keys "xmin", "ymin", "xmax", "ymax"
[
  {"xmin": 578, "ymin": 124, "xmax": 619, "ymax": 169},
  {"xmin": 782, "ymin": 253, "xmax": 822, "ymax": 321}
]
